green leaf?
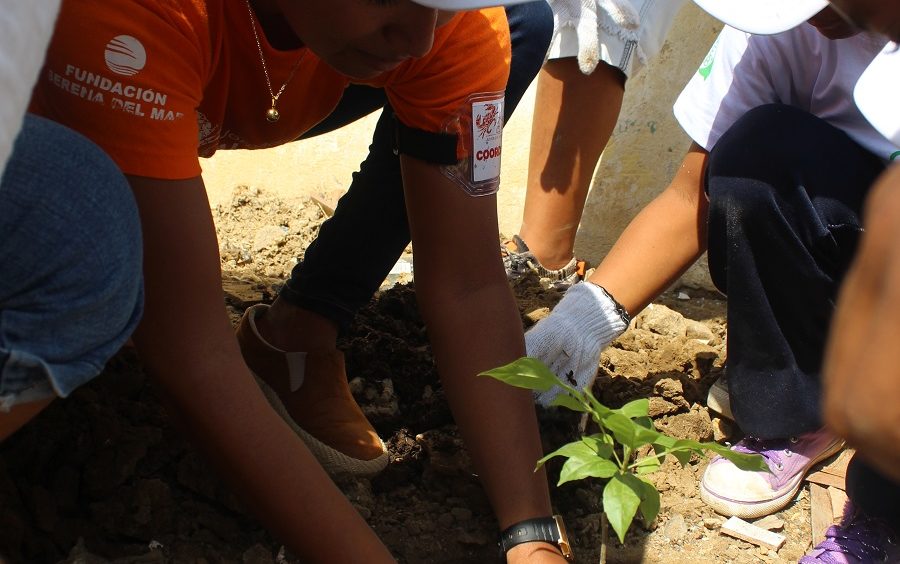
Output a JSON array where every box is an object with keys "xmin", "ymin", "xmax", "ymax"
[
  {"xmin": 582, "ymin": 435, "xmax": 614, "ymax": 460},
  {"xmin": 550, "ymin": 393, "xmax": 589, "ymax": 413},
  {"xmin": 700, "ymin": 442, "xmax": 770, "ymax": 473},
  {"xmin": 479, "ymin": 357, "xmax": 560, "ymax": 392},
  {"xmin": 583, "ymin": 389, "xmax": 613, "ymax": 418},
  {"xmin": 670, "ymin": 449, "xmax": 692, "ymax": 466},
  {"xmin": 536, "ymin": 440, "xmax": 597, "ymax": 469},
  {"xmin": 653, "ymin": 434, "xmax": 677, "ymax": 449},
  {"xmin": 558, "ymin": 457, "xmax": 618, "ymax": 486},
  {"xmin": 634, "ymin": 455, "xmax": 661, "ymax": 475},
  {"xmin": 601, "ymin": 413, "xmax": 637, "ymax": 449},
  {"xmin": 602, "ymin": 474, "xmax": 642, "ymax": 544},
  {"xmin": 637, "ymin": 478, "xmax": 660, "ymax": 525},
  {"xmin": 634, "ymin": 416, "xmax": 655, "ymax": 430},
  {"xmin": 617, "ymin": 398, "xmax": 650, "ymax": 419}
]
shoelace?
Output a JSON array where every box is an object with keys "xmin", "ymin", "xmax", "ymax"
[
  {"xmin": 800, "ymin": 512, "xmax": 896, "ymax": 563},
  {"xmin": 731, "ymin": 436, "xmax": 798, "ymax": 472}
]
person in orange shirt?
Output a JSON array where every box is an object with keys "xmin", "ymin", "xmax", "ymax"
[{"xmin": 28, "ymin": 1, "xmax": 571, "ymax": 562}]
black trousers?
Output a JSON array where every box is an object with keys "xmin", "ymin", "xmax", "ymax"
[
  {"xmin": 280, "ymin": 3, "xmax": 554, "ymax": 330},
  {"xmin": 706, "ymin": 103, "xmax": 897, "ymax": 527}
]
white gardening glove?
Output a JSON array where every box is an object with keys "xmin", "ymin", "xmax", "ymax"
[
  {"xmin": 549, "ymin": 0, "xmax": 641, "ymax": 74},
  {"xmin": 527, "ymin": 282, "xmax": 630, "ymax": 406}
]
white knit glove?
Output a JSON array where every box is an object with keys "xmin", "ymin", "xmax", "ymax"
[
  {"xmin": 550, "ymin": 0, "xmax": 641, "ymax": 74},
  {"xmin": 527, "ymin": 282, "xmax": 630, "ymax": 406}
]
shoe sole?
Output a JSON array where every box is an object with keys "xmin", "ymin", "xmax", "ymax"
[
  {"xmin": 706, "ymin": 376, "xmax": 733, "ymax": 421},
  {"xmin": 699, "ymin": 438, "xmax": 846, "ymax": 519},
  {"xmin": 253, "ymin": 374, "xmax": 389, "ymax": 478}
]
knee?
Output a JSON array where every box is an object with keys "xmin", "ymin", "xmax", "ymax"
[
  {"xmin": 4, "ymin": 115, "xmax": 143, "ymax": 333},
  {"xmin": 708, "ymin": 104, "xmax": 827, "ymax": 180},
  {"xmin": 507, "ymin": 1, "xmax": 554, "ymax": 68}
]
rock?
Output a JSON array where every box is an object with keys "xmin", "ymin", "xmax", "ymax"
[
  {"xmin": 684, "ymin": 319, "xmax": 715, "ymax": 342},
  {"xmin": 525, "ymin": 307, "xmax": 550, "ymax": 323},
  {"xmin": 753, "ymin": 515, "xmax": 785, "ymax": 531},
  {"xmin": 703, "ymin": 518, "xmax": 723, "ymax": 530},
  {"xmin": 657, "ymin": 407, "xmax": 714, "ymax": 442},
  {"xmin": 252, "ymin": 225, "xmax": 288, "ymax": 251},
  {"xmin": 635, "ymin": 304, "xmax": 687, "ymax": 337},
  {"xmin": 663, "ymin": 514, "xmax": 687, "ymax": 541},
  {"xmin": 648, "ymin": 396, "xmax": 680, "ymax": 417},
  {"xmin": 712, "ymin": 417, "xmax": 735, "ymax": 442}
]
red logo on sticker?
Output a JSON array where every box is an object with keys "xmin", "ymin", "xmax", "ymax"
[{"xmin": 475, "ymin": 103, "xmax": 500, "ymax": 139}]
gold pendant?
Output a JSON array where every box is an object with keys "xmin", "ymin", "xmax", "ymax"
[{"xmin": 266, "ymin": 106, "xmax": 280, "ymax": 123}]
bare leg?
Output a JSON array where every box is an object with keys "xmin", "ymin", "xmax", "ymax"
[
  {"xmin": 0, "ymin": 398, "xmax": 53, "ymax": 442},
  {"xmin": 518, "ymin": 57, "xmax": 626, "ymax": 270}
]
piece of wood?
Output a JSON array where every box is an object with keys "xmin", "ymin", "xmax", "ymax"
[
  {"xmin": 819, "ymin": 448, "xmax": 854, "ymax": 479},
  {"xmin": 721, "ymin": 516, "xmax": 786, "ymax": 551},
  {"xmin": 829, "ymin": 487, "xmax": 849, "ymax": 523},
  {"xmin": 806, "ymin": 471, "xmax": 846, "ymax": 489},
  {"xmin": 810, "ymin": 483, "xmax": 833, "ymax": 547}
]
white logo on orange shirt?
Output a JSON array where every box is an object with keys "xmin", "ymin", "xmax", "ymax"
[{"xmin": 105, "ymin": 36, "xmax": 146, "ymax": 76}]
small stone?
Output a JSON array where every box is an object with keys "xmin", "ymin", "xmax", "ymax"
[
  {"xmin": 525, "ymin": 307, "xmax": 551, "ymax": 324},
  {"xmin": 703, "ymin": 518, "xmax": 722, "ymax": 530},
  {"xmin": 753, "ymin": 515, "xmax": 785, "ymax": 531},
  {"xmin": 712, "ymin": 417, "xmax": 734, "ymax": 442},
  {"xmin": 663, "ymin": 514, "xmax": 687, "ymax": 540},
  {"xmin": 677, "ymin": 291, "xmax": 691, "ymax": 300}
]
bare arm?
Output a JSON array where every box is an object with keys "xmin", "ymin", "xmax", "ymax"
[
  {"xmin": 400, "ymin": 159, "xmax": 564, "ymax": 564},
  {"xmin": 127, "ymin": 175, "xmax": 393, "ymax": 563},
  {"xmin": 526, "ymin": 144, "xmax": 710, "ymax": 405},
  {"xmin": 590, "ymin": 143, "xmax": 710, "ymax": 314},
  {"xmin": 823, "ymin": 165, "xmax": 900, "ymax": 483}
]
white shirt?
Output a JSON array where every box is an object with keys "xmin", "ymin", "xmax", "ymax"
[
  {"xmin": 0, "ymin": 0, "xmax": 62, "ymax": 176},
  {"xmin": 855, "ymin": 43, "xmax": 900, "ymax": 146},
  {"xmin": 674, "ymin": 24, "xmax": 899, "ymax": 162}
]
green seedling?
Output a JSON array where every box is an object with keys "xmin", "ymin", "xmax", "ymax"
[{"xmin": 480, "ymin": 357, "xmax": 768, "ymax": 550}]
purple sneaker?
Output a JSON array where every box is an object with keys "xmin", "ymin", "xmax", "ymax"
[
  {"xmin": 700, "ymin": 428, "xmax": 844, "ymax": 518},
  {"xmin": 800, "ymin": 504, "xmax": 900, "ymax": 563}
]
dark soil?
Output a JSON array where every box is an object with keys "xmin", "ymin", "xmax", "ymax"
[{"xmin": 0, "ymin": 190, "xmax": 822, "ymax": 563}]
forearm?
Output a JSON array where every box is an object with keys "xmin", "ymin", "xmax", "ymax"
[
  {"xmin": 135, "ymin": 321, "xmax": 390, "ymax": 562},
  {"xmin": 130, "ymin": 176, "xmax": 392, "ymax": 563},
  {"xmin": 418, "ymin": 277, "xmax": 551, "ymax": 527},
  {"xmin": 590, "ymin": 147, "xmax": 709, "ymax": 314}
]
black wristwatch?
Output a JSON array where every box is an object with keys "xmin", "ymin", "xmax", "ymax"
[{"xmin": 498, "ymin": 514, "xmax": 573, "ymax": 561}]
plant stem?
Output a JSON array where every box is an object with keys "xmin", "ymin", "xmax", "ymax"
[{"xmin": 599, "ymin": 512, "xmax": 608, "ymax": 564}]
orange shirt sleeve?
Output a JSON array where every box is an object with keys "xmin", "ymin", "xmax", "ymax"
[
  {"xmin": 365, "ymin": 9, "xmax": 512, "ymax": 134},
  {"xmin": 30, "ymin": 0, "xmax": 209, "ymax": 180}
]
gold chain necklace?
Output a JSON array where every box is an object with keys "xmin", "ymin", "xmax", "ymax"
[{"xmin": 245, "ymin": 0, "xmax": 305, "ymax": 123}]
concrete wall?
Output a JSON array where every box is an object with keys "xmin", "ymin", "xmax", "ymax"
[{"xmin": 202, "ymin": 3, "xmax": 722, "ymax": 289}]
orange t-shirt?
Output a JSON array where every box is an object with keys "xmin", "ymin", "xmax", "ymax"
[{"xmin": 30, "ymin": 0, "xmax": 511, "ymax": 180}]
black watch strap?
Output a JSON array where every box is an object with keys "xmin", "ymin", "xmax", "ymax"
[{"xmin": 498, "ymin": 515, "xmax": 573, "ymax": 560}]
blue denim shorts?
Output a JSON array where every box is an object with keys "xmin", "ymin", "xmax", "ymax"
[{"xmin": 0, "ymin": 115, "xmax": 143, "ymax": 410}]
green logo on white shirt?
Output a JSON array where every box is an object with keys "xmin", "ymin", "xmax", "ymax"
[{"xmin": 698, "ymin": 37, "xmax": 720, "ymax": 80}]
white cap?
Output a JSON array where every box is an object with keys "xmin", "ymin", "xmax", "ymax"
[
  {"xmin": 855, "ymin": 44, "xmax": 900, "ymax": 146},
  {"xmin": 692, "ymin": 0, "xmax": 828, "ymax": 35},
  {"xmin": 412, "ymin": 0, "xmax": 531, "ymax": 9}
]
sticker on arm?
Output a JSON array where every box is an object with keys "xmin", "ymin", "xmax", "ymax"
[{"xmin": 440, "ymin": 91, "xmax": 504, "ymax": 197}]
